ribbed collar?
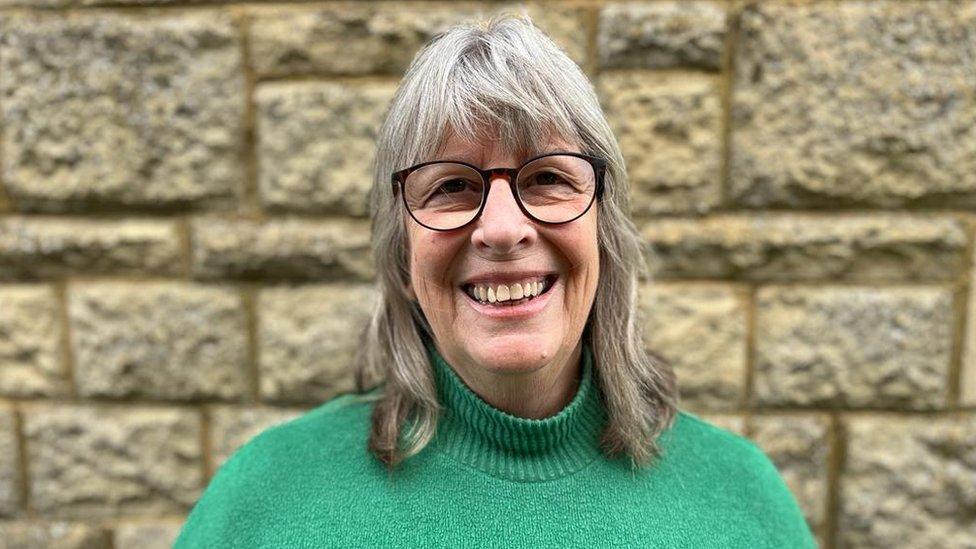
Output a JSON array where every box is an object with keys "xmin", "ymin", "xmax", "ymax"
[{"xmin": 425, "ymin": 342, "xmax": 608, "ymax": 482}]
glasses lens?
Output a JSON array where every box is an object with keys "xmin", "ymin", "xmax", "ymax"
[
  {"xmin": 516, "ymin": 155, "xmax": 596, "ymax": 223},
  {"xmin": 403, "ymin": 163, "xmax": 484, "ymax": 230}
]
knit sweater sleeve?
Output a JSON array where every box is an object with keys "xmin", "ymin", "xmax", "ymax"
[
  {"xmin": 741, "ymin": 438, "xmax": 820, "ymax": 548},
  {"xmin": 173, "ymin": 431, "xmax": 274, "ymax": 549}
]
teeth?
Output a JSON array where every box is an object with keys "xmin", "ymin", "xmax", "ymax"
[
  {"xmin": 511, "ymin": 284, "xmax": 523, "ymax": 300},
  {"xmin": 465, "ymin": 277, "xmax": 550, "ymax": 304}
]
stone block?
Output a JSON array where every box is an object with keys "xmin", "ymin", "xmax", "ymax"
[
  {"xmin": 0, "ymin": 13, "xmax": 245, "ymax": 212},
  {"xmin": 248, "ymin": 3, "xmax": 588, "ymax": 77},
  {"xmin": 68, "ymin": 282, "xmax": 247, "ymax": 400},
  {"xmin": 695, "ymin": 413, "xmax": 745, "ymax": 436},
  {"xmin": 22, "ymin": 405, "xmax": 202, "ymax": 517},
  {"xmin": 640, "ymin": 214, "xmax": 967, "ymax": 282},
  {"xmin": 190, "ymin": 216, "xmax": 373, "ymax": 281},
  {"xmin": 0, "ymin": 522, "xmax": 110, "ymax": 548},
  {"xmin": 749, "ymin": 414, "xmax": 830, "ymax": 544},
  {"xmin": 754, "ymin": 286, "xmax": 953, "ymax": 409},
  {"xmin": 959, "ymin": 248, "xmax": 976, "ymax": 407},
  {"xmin": 113, "ymin": 521, "xmax": 183, "ymax": 549},
  {"xmin": 599, "ymin": 72, "xmax": 722, "ymax": 215},
  {"xmin": 840, "ymin": 415, "xmax": 976, "ymax": 548},
  {"xmin": 255, "ymin": 82, "xmax": 396, "ymax": 215},
  {"xmin": 730, "ymin": 2, "xmax": 976, "ymax": 208},
  {"xmin": 208, "ymin": 405, "xmax": 305, "ymax": 470},
  {"xmin": 0, "ymin": 217, "xmax": 182, "ymax": 280},
  {"xmin": 0, "ymin": 286, "xmax": 66, "ymax": 398},
  {"xmin": 0, "ymin": 406, "xmax": 20, "ymax": 516},
  {"xmin": 598, "ymin": 1, "xmax": 726, "ymax": 70},
  {"xmin": 258, "ymin": 284, "xmax": 377, "ymax": 403},
  {"xmin": 639, "ymin": 283, "xmax": 746, "ymax": 411}
]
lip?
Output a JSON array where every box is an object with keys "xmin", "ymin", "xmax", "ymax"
[
  {"xmin": 459, "ymin": 276, "xmax": 557, "ymax": 320},
  {"xmin": 458, "ymin": 270, "xmax": 557, "ymax": 287}
]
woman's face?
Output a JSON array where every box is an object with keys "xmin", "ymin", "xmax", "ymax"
[{"xmin": 404, "ymin": 132, "xmax": 600, "ymax": 379}]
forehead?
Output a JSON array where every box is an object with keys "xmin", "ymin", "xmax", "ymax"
[{"xmin": 433, "ymin": 126, "xmax": 581, "ymax": 166}]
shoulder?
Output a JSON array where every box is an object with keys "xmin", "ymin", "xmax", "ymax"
[
  {"xmin": 667, "ymin": 409, "xmax": 787, "ymax": 487},
  {"xmin": 662, "ymin": 410, "xmax": 817, "ymax": 547},
  {"xmin": 174, "ymin": 389, "xmax": 381, "ymax": 548}
]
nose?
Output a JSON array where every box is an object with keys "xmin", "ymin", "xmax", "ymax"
[{"xmin": 471, "ymin": 175, "xmax": 535, "ymax": 255}]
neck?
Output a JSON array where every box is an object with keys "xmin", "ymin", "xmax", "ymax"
[{"xmin": 434, "ymin": 341, "xmax": 584, "ymax": 419}]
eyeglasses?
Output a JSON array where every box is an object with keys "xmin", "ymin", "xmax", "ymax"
[{"xmin": 391, "ymin": 152, "xmax": 606, "ymax": 232}]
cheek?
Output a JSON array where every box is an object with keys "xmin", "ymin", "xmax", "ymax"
[{"xmin": 407, "ymin": 230, "xmax": 463, "ymax": 301}]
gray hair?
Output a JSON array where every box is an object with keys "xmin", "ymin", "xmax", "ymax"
[{"xmin": 354, "ymin": 12, "xmax": 679, "ymax": 471}]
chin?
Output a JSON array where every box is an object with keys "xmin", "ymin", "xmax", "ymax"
[{"xmin": 465, "ymin": 336, "xmax": 559, "ymax": 374}]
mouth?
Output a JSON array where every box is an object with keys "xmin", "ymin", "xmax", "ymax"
[{"xmin": 461, "ymin": 274, "xmax": 558, "ymax": 307}]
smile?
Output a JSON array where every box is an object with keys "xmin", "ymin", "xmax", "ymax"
[{"xmin": 463, "ymin": 275, "xmax": 556, "ymax": 305}]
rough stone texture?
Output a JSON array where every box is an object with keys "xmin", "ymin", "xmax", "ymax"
[
  {"xmin": 639, "ymin": 283, "xmax": 746, "ymax": 411},
  {"xmin": 0, "ymin": 522, "xmax": 110, "ymax": 548},
  {"xmin": 0, "ymin": 13, "xmax": 245, "ymax": 212},
  {"xmin": 749, "ymin": 414, "xmax": 830, "ymax": 544},
  {"xmin": 695, "ymin": 413, "xmax": 745, "ymax": 436},
  {"xmin": 256, "ymin": 82, "xmax": 396, "ymax": 215},
  {"xmin": 209, "ymin": 405, "xmax": 306, "ymax": 470},
  {"xmin": 0, "ymin": 406, "xmax": 20, "ymax": 517},
  {"xmin": 730, "ymin": 2, "xmax": 976, "ymax": 208},
  {"xmin": 599, "ymin": 72, "xmax": 722, "ymax": 215},
  {"xmin": 0, "ymin": 286, "xmax": 66, "ymax": 398},
  {"xmin": 754, "ymin": 286, "xmax": 953, "ymax": 410},
  {"xmin": 68, "ymin": 282, "xmax": 247, "ymax": 401},
  {"xmin": 113, "ymin": 521, "xmax": 183, "ymax": 549},
  {"xmin": 22, "ymin": 405, "xmax": 202, "ymax": 517},
  {"xmin": 598, "ymin": 2, "xmax": 726, "ymax": 70},
  {"xmin": 258, "ymin": 284, "xmax": 377, "ymax": 403},
  {"xmin": 640, "ymin": 214, "xmax": 967, "ymax": 282},
  {"xmin": 248, "ymin": 3, "xmax": 588, "ymax": 78},
  {"xmin": 191, "ymin": 216, "xmax": 373, "ymax": 281},
  {"xmin": 840, "ymin": 415, "xmax": 976, "ymax": 548},
  {"xmin": 961, "ymin": 250, "xmax": 976, "ymax": 407},
  {"xmin": 0, "ymin": 217, "xmax": 182, "ymax": 280}
]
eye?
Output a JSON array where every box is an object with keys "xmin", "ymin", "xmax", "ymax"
[
  {"xmin": 529, "ymin": 171, "xmax": 571, "ymax": 186},
  {"xmin": 436, "ymin": 179, "xmax": 473, "ymax": 194}
]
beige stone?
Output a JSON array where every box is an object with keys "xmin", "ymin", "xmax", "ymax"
[
  {"xmin": 959, "ymin": 246, "xmax": 976, "ymax": 407},
  {"xmin": 730, "ymin": 2, "xmax": 976, "ymax": 207},
  {"xmin": 694, "ymin": 413, "xmax": 745, "ymax": 436},
  {"xmin": 639, "ymin": 283, "xmax": 746, "ymax": 411},
  {"xmin": 754, "ymin": 286, "xmax": 953, "ymax": 410},
  {"xmin": 113, "ymin": 521, "xmax": 183, "ymax": 549},
  {"xmin": 749, "ymin": 414, "xmax": 830, "ymax": 544},
  {"xmin": 598, "ymin": 2, "xmax": 726, "ymax": 70},
  {"xmin": 258, "ymin": 284, "xmax": 377, "ymax": 403},
  {"xmin": 0, "ymin": 522, "xmax": 110, "ymax": 548},
  {"xmin": 599, "ymin": 73, "xmax": 722, "ymax": 215},
  {"xmin": 209, "ymin": 405, "xmax": 306, "ymax": 470},
  {"xmin": 0, "ymin": 286, "xmax": 66, "ymax": 397},
  {"xmin": 0, "ymin": 405, "xmax": 20, "ymax": 516},
  {"xmin": 22, "ymin": 405, "xmax": 202, "ymax": 517},
  {"xmin": 68, "ymin": 282, "xmax": 247, "ymax": 400},
  {"xmin": 0, "ymin": 217, "xmax": 182, "ymax": 280},
  {"xmin": 840, "ymin": 415, "xmax": 976, "ymax": 548},
  {"xmin": 190, "ymin": 216, "xmax": 373, "ymax": 281},
  {"xmin": 640, "ymin": 214, "xmax": 967, "ymax": 281},
  {"xmin": 248, "ymin": 3, "xmax": 588, "ymax": 78},
  {"xmin": 0, "ymin": 13, "xmax": 244, "ymax": 212},
  {"xmin": 256, "ymin": 82, "xmax": 396, "ymax": 215}
]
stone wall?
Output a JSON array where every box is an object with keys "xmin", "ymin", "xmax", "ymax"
[{"xmin": 0, "ymin": 1, "xmax": 973, "ymax": 548}]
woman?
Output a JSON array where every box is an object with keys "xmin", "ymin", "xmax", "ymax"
[{"xmin": 175, "ymin": 14, "xmax": 816, "ymax": 548}]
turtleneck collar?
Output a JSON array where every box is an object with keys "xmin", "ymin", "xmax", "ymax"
[{"xmin": 424, "ymin": 342, "xmax": 608, "ymax": 482}]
